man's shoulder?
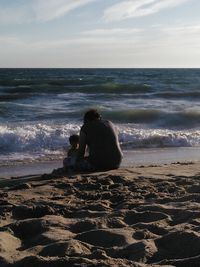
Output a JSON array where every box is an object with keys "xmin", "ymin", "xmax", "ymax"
[
  {"xmin": 102, "ymin": 119, "xmax": 114, "ymax": 127},
  {"xmin": 81, "ymin": 119, "xmax": 114, "ymax": 131}
]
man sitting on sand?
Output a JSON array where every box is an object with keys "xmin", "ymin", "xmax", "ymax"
[{"xmin": 75, "ymin": 109, "xmax": 123, "ymax": 171}]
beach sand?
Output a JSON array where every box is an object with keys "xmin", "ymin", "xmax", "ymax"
[{"xmin": 1, "ymin": 162, "xmax": 200, "ymax": 266}]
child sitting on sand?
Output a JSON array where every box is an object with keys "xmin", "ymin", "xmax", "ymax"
[{"xmin": 63, "ymin": 134, "xmax": 79, "ymax": 170}]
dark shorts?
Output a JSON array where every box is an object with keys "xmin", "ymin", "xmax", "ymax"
[{"xmin": 74, "ymin": 158, "xmax": 94, "ymax": 172}]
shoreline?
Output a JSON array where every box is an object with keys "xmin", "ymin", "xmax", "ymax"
[{"xmin": 1, "ymin": 146, "xmax": 200, "ymax": 179}]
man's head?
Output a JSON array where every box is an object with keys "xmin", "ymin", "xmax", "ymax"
[{"xmin": 84, "ymin": 109, "xmax": 101, "ymax": 123}]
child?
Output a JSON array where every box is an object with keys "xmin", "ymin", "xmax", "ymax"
[{"xmin": 63, "ymin": 134, "xmax": 79, "ymax": 170}]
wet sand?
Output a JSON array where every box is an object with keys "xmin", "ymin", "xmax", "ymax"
[
  {"xmin": 2, "ymin": 147, "xmax": 200, "ymax": 179},
  {"xmin": 1, "ymin": 162, "xmax": 200, "ymax": 266}
]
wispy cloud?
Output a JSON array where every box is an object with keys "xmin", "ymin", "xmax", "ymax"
[
  {"xmin": 163, "ymin": 24, "xmax": 200, "ymax": 35},
  {"xmin": 82, "ymin": 28, "xmax": 142, "ymax": 36},
  {"xmin": 0, "ymin": 36, "xmax": 21, "ymax": 46},
  {"xmin": 0, "ymin": 26, "xmax": 143, "ymax": 51},
  {"xmin": 33, "ymin": 0, "xmax": 96, "ymax": 22},
  {"xmin": 0, "ymin": 0, "xmax": 96, "ymax": 25},
  {"xmin": 2, "ymin": 22, "xmax": 200, "ymax": 50},
  {"xmin": 161, "ymin": 24, "xmax": 200, "ymax": 48},
  {"xmin": 1, "ymin": 22, "xmax": 200, "ymax": 67},
  {"xmin": 103, "ymin": 0, "xmax": 189, "ymax": 22},
  {"xmin": 0, "ymin": 5, "xmax": 32, "ymax": 25}
]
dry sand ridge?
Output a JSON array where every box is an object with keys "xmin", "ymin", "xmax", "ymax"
[{"xmin": 1, "ymin": 162, "xmax": 200, "ymax": 266}]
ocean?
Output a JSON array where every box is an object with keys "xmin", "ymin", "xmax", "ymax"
[{"xmin": 0, "ymin": 68, "xmax": 200, "ymax": 172}]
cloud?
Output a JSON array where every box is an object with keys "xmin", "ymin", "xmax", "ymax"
[
  {"xmin": 161, "ymin": 24, "xmax": 200, "ymax": 48},
  {"xmin": 0, "ymin": 26, "xmax": 143, "ymax": 52},
  {"xmin": 103, "ymin": 0, "xmax": 189, "ymax": 22},
  {"xmin": 0, "ymin": 5, "xmax": 32, "ymax": 25},
  {"xmin": 0, "ymin": 0, "xmax": 96, "ymax": 25},
  {"xmin": 82, "ymin": 28, "xmax": 142, "ymax": 36},
  {"xmin": 1, "ymin": 22, "xmax": 200, "ymax": 68},
  {"xmin": 33, "ymin": 0, "xmax": 96, "ymax": 22},
  {"xmin": 163, "ymin": 24, "xmax": 200, "ymax": 35},
  {"xmin": 2, "ymin": 22, "xmax": 200, "ymax": 52},
  {"xmin": 0, "ymin": 0, "xmax": 189, "ymax": 25},
  {"xmin": 0, "ymin": 35, "xmax": 24, "ymax": 46}
]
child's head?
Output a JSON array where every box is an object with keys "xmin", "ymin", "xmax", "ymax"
[{"xmin": 69, "ymin": 134, "xmax": 79, "ymax": 146}]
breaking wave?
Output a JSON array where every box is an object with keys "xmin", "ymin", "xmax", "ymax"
[{"xmin": 0, "ymin": 122, "xmax": 199, "ymax": 165}]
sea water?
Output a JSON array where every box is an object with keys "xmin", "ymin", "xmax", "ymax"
[{"xmin": 0, "ymin": 68, "xmax": 200, "ymax": 171}]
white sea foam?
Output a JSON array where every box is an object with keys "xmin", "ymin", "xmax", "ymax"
[
  {"xmin": 0, "ymin": 122, "xmax": 200, "ymax": 166},
  {"xmin": 0, "ymin": 122, "xmax": 80, "ymax": 157},
  {"xmin": 119, "ymin": 125, "xmax": 200, "ymax": 148}
]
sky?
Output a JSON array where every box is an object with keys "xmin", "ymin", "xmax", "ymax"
[{"xmin": 0, "ymin": 0, "xmax": 200, "ymax": 68}]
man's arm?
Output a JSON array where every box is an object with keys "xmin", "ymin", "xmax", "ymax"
[{"xmin": 76, "ymin": 130, "xmax": 87, "ymax": 161}]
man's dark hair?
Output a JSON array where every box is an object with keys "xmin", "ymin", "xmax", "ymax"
[
  {"xmin": 84, "ymin": 109, "xmax": 101, "ymax": 123},
  {"xmin": 69, "ymin": 134, "xmax": 79, "ymax": 145}
]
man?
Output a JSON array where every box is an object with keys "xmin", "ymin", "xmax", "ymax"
[{"xmin": 76, "ymin": 109, "xmax": 123, "ymax": 171}]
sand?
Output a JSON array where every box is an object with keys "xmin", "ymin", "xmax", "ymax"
[{"xmin": 1, "ymin": 162, "xmax": 200, "ymax": 266}]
